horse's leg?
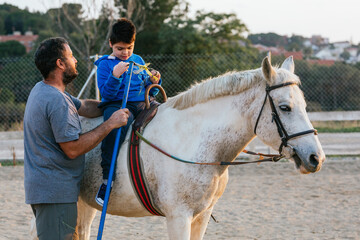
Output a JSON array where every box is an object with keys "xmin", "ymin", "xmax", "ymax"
[
  {"xmin": 190, "ymin": 208, "xmax": 213, "ymax": 240},
  {"xmin": 166, "ymin": 214, "xmax": 192, "ymax": 240},
  {"xmin": 76, "ymin": 198, "xmax": 97, "ymax": 240}
]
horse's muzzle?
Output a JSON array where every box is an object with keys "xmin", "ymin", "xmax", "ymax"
[{"xmin": 291, "ymin": 147, "xmax": 324, "ymax": 174}]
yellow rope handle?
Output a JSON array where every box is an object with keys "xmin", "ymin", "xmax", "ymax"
[{"xmin": 134, "ymin": 62, "xmax": 159, "ymax": 82}]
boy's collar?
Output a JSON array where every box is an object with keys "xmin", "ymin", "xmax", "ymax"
[{"xmin": 108, "ymin": 54, "xmax": 133, "ymax": 61}]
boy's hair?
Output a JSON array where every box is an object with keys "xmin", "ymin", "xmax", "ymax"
[
  {"xmin": 109, "ymin": 18, "xmax": 136, "ymax": 44},
  {"xmin": 34, "ymin": 37, "xmax": 68, "ymax": 79}
]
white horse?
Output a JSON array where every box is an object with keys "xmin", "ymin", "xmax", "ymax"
[{"xmin": 75, "ymin": 55, "xmax": 325, "ymax": 239}]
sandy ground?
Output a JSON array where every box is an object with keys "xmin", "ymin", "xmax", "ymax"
[{"xmin": 1, "ymin": 158, "xmax": 359, "ymax": 240}]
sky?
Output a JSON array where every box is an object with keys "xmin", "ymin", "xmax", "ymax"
[{"xmin": 1, "ymin": 0, "xmax": 359, "ymax": 44}]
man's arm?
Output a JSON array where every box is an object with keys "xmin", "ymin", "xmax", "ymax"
[
  {"xmin": 78, "ymin": 99, "xmax": 103, "ymax": 118},
  {"xmin": 59, "ymin": 108, "xmax": 129, "ymax": 159}
]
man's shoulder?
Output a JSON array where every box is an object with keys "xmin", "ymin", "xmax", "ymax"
[
  {"xmin": 29, "ymin": 83, "xmax": 73, "ymax": 110},
  {"xmin": 29, "ymin": 82, "xmax": 59, "ymax": 101}
]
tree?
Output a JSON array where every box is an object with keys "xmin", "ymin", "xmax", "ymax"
[
  {"xmin": 0, "ymin": 4, "xmax": 51, "ymax": 35},
  {"xmin": 298, "ymin": 61, "xmax": 360, "ymax": 111},
  {"xmin": 116, "ymin": 0, "xmax": 179, "ymax": 54},
  {"xmin": 303, "ymin": 47, "xmax": 313, "ymax": 59},
  {"xmin": 247, "ymin": 32, "xmax": 287, "ymax": 47},
  {"xmin": 47, "ymin": 1, "xmax": 117, "ymax": 69},
  {"xmin": 0, "ymin": 41, "xmax": 26, "ymax": 57},
  {"xmin": 115, "ymin": 0, "xmax": 178, "ymax": 33},
  {"xmin": 286, "ymin": 34, "xmax": 304, "ymax": 51},
  {"xmin": 157, "ymin": 6, "xmax": 250, "ymax": 55},
  {"xmin": 139, "ymin": 4, "xmax": 260, "ymax": 96},
  {"xmin": 340, "ymin": 50, "xmax": 350, "ymax": 61}
]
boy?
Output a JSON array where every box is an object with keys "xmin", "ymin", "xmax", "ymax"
[{"xmin": 94, "ymin": 18, "xmax": 162, "ymax": 206}]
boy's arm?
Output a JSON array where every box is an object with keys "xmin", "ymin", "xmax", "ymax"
[{"xmin": 97, "ymin": 61, "xmax": 125, "ymax": 100}]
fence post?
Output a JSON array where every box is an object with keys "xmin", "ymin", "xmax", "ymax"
[{"xmin": 95, "ymin": 54, "xmax": 100, "ymax": 101}]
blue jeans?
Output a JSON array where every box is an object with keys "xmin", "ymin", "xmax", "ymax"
[{"xmin": 100, "ymin": 101, "xmax": 146, "ymax": 180}]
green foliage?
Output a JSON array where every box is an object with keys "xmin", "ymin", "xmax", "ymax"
[
  {"xmin": 0, "ymin": 160, "xmax": 24, "ymax": 166},
  {"xmin": 0, "ymin": 3, "xmax": 50, "ymax": 35},
  {"xmin": 248, "ymin": 33, "xmax": 305, "ymax": 51},
  {"xmin": 312, "ymin": 120, "xmax": 360, "ymax": 133},
  {"xmin": 340, "ymin": 51, "xmax": 350, "ymax": 61},
  {"xmin": 0, "ymin": 102, "xmax": 25, "ymax": 130},
  {"xmin": 0, "ymin": 88, "xmax": 15, "ymax": 103},
  {"xmin": 156, "ymin": 9, "xmax": 251, "ymax": 55},
  {"xmin": 248, "ymin": 32, "xmax": 287, "ymax": 47},
  {"xmin": 286, "ymin": 35, "xmax": 304, "ymax": 51},
  {"xmin": 116, "ymin": 0, "xmax": 178, "ymax": 32},
  {"xmin": 0, "ymin": 41, "xmax": 26, "ymax": 57},
  {"xmin": 144, "ymin": 51, "xmax": 261, "ymax": 98},
  {"xmin": 0, "ymin": 57, "xmax": 41, "ymax": 102},
  {"xmin": 297, "ymin": 61, "xmax": 360, "ymax": 111}
]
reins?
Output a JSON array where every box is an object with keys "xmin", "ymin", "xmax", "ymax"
[
  {"xmin": 138, "ymin": 81, "xmax": 318, "ymax": 166},
  {"xmin": 135, "ymin": 130, "xmax": 283, "ymax": 165}
]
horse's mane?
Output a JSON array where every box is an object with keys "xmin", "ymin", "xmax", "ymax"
[{"xmin": 164, "ymin": 68, "xmax": 264, "ymax": 110}]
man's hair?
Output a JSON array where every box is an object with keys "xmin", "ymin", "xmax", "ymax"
[
  {"xmin": 109, "ymin": 18, "xmax": 136, "ymax": 44},
  {"xmin": 34, "ymin": 37, "xmax": 68, "ymax": 79}
]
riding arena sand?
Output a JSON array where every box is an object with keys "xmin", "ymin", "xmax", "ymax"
[{"xmin": 1, "ymin": 157, "xmax": 359, "ymax": 239}]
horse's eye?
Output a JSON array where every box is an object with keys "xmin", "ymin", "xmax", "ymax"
[{"xmin": 279, "ymin": 105, "xmax": 291, "ymax": 112}]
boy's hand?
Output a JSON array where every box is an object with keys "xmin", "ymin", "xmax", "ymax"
[
  {"xmin": 150, "ymin": 70, "xmax": 161, "ymax": 84},
  {"xmin": 112, "ymin": 62, "xmax": 129, "ymax": 78}
]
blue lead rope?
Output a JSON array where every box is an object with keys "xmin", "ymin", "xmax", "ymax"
[{"xmin": 97, "ymin": 61, "xmax": 135, "ymax": 239}]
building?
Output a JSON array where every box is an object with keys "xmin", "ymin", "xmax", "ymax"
[
  {"xmin": 252, "ymin": 44, "xmax": 283, "ymax": 56},
  {"xmin": 0, "ymin": 31, "xmax": 39, "ymax": 53}
]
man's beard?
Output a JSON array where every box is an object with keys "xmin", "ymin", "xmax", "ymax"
[{"xmin": 63, "ymin": 65, "xmax": 78, "ymax": 85}]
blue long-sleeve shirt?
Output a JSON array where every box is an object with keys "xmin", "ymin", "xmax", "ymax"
[{"xmin": 94, "ymin": 54, "xmax": 161, "ymax": 103}]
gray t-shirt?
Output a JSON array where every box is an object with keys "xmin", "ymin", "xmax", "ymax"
[{"xmin": 24, "ymin": 81, "xmax": 83, "ymax": 204}]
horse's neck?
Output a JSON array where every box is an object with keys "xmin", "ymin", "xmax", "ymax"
[{"xmin": 157, "ymin": 90, "xmax": 259, "ymax": 164}]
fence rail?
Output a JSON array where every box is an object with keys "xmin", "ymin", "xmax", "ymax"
[{"xmin": 1, "ymin": 52, "xmax": 360, "ymax": 130}]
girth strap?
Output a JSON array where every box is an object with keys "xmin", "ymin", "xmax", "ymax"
[{"xmin": 128, "ymin": 102, "xmax": 164, "ymax": 216}]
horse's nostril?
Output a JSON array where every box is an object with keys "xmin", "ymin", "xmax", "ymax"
[{"xmin": 309, "ymin": 154, "xmax": 319, "ymax": 168}]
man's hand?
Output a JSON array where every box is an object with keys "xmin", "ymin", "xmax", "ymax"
[
  {"xmin": 107, "ymin": 108, "xmax": 130, "ymax": 129},
  {"xmin": 113, "ymin": 62, "xmax": 129, "ymax": 78},
  {"xmin": 150, "ymin": 70, "xmax": 161, "ymax": 84}
]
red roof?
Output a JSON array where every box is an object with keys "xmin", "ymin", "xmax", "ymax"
[
  {"xmin": 0, "ymin": 34, "xmax": 39, "ymax": 53},
  {"xmin": 307, "ymin": 59, "xmax": 335, "ymax": 66},
  {"xmin": 284, "ymin": 51, "xmax": 303, "ymax": 60}
]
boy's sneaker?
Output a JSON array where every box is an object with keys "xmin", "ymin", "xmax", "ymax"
[{"xmin": 95, "ymin": 183, "xmax": 112, "ymax": 207}]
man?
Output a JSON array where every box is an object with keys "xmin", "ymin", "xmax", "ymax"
[{"xmin": 24, "ymin": 37, "xmax": 129, "ymax": 240}]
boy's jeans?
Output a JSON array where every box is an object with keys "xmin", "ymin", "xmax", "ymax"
[{"xmin": 100, "ymin": 101, "xmax": 146, "ymax": 180}]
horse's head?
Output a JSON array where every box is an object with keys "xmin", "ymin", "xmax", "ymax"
[{"xmin": 254, "ymin": 54, "xmax": 325, "ymax": 174}]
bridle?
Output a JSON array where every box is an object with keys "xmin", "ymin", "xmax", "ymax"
[{"xmin": 254, "ymin": 82, "xmax": 318, "ymax": 156}]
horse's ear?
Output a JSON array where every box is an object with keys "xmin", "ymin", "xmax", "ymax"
[
  {"xmin": 281, "ymin": 56, "xmax": 295, "ymax": 73},
  {"xmin": 262, "ymin": 56, "xmax": 275, "ymax": 82},
  {"xmin": 267, "ymin": 51, "xmax": 272, "ymax": 63}
]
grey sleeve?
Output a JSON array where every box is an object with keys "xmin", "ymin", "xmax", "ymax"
[
  {"xmin": 66, "ymin": 92, "xmax": 82, "ymax": 110},
  {"xmin": 49, "ymin": 95, "xmax": 82, "ymax": 143}
]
